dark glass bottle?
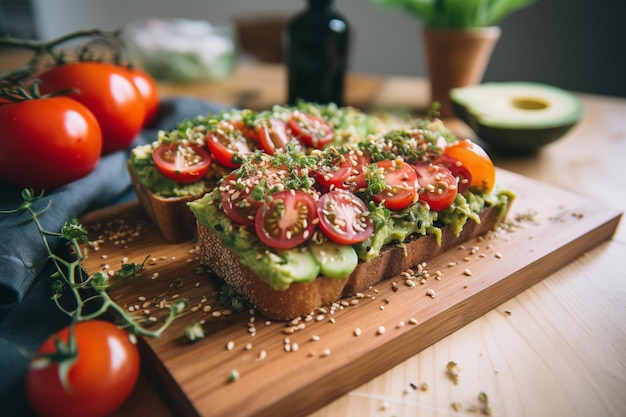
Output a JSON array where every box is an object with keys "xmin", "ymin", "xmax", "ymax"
[{"xmin": 285, "ymin": 0, "xmax": 350, "ymax": 106}]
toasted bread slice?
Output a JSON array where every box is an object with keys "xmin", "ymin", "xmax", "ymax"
[
  {"xmin": 197, "ymin": 205, "xmax": 503, "ymax": 320},
  {"xmin": 127, "ymin": 161, "xmax": 200, "ymax": 243}
]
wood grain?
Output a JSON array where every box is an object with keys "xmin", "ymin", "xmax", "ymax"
[{"xmin": 79, "ymin": 169, "xmax": 621, "ymax": 417}]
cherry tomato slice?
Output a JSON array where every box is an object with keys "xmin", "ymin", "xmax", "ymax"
[
  {"xmin": 443, "ymin": 140, "xmax": 495, "ymax": 192},
  {"xmin": 315, "ymin": 151, "xmax": 370, "ymax": 193},
  {"xmin": 220, "ymin": 172, "xmax": 263, "ymax": 227},
  {"xmin": 288, "ymin": 111, "xmax": 334, "ymax": 148},
  {"xmin": 152, "ymin": 143, "xmax": 211, "ymax": 184},
  {"xmin": 255, "ymin": 190, "xmax": 317, "ymax": 250},
  {"xmin": 256, "ymin": 118, "xmax": 294, "ymax": 155},
  {"xmin": 206, "ymin": 121, "xmax": 254, "ymax": 168},
  {"xmin": 220, "ymin": 164, "xmax": 290, "ymax": 226},
  {"xmin": 370, "ymin": 160, "xmax": 419, "ymax": 210},
  {"xmin": 412, "ymin": 163, "xmax": 458, "ymax": 211},
  {"xmin": 317, "ymin": 190, "xmax": 373, "ymax": 245},
  {"xmin": 231, "ymin": 119, "xmax": 259, "ymax": 143},
  {"xmin": 433, "ymin": 154, "xmax": 472, "ymax": 194}
]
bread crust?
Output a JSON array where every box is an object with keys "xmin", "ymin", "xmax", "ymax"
[
  {"xmin": 127, "ymin": 161, "xmax": 199, "ymax": 243},
  {"xmin": 197, "ymin": 206, "xmax": 503, "ymax": 320}
]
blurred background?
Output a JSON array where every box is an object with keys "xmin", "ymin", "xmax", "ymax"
[{"xmin": 1, "ymin": 0, "xmax": 624, "ymax": 97}]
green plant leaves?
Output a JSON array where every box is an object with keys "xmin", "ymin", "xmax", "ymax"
[{"xmin": 369, "ymin": 0, "xmax": 537, "ymax": 28}]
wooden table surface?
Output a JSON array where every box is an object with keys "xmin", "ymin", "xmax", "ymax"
[{"xmin": 2, "ymin": 51, "xmax": 625, "ymax": 417}]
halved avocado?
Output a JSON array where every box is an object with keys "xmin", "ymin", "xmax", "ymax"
[{"xmin": 450, "ymin": 82, "xmax": 584, "ymax": 154}]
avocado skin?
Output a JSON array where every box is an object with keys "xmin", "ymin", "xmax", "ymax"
[{"xmin": 452, "ymin": 100, "xmax": 578, "ymax": 154}]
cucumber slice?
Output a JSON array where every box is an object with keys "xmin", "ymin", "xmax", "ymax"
[
  {"xmin": 273, "ymin": 248, "xmax": 321, "ymax": 283},
  {"xmin": 309, "ymin": 241, "xmax": 358, "ymax": 279}
]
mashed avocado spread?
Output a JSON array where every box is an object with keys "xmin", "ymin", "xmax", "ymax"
[{"xmin": 188, "ymin": 175, "xmax": 513, "ymax": 292}]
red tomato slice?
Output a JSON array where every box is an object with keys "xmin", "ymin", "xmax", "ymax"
[
  {"xmin": 412, "ymin": 163, "xmax": 458, "ymax": 211},
  {"xmin": 443, "ymin": 140, "xmax": 495, "ymax": 192},
  {"xmin": 433, "ymin": 154, "xmax": 472, "ymax": 194},
  {"xmin": 288, "ymin": 111, "xmax": 334, "ymax": 148},
  {"xmin": 220, "ymin": 164, "xmax": 290, "ymax": 226},
  {"xmin": 206, "ymin": 121, "xmax": 254, "ymax": 168},
  {"xmin": 256, "ymin": 118, "xmax": 294, "ymax": 155},
  {"xmin": 255, "ymin": 190, "xmax": 317, "ymax": 249},
  {"xmin": 370, "ymin": 160, "xmax": 419, "ymax": 210},
  {"xmin": 231, "ymin": 119, "xmax": 259, "ymax": 142},
  {"xmin": 220, "ymin": 172, "xmax": 263, "ymax": 226},
  {"xmin": 317, "ymin": 189, "xmax": 373, "ymax": 244},
  {"xmin": 152, "ymin": 143, "xmax": 211, "ymax": 184},
  {"xmin": 315, "ymin": 151, "xmax": 370, "ymax": 193}
]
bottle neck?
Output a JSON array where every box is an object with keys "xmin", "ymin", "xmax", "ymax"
[{"xmin": 306, "ymin": 0, "xmax": 333, "ymax": 12}]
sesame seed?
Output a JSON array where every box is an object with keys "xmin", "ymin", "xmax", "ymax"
[
  {"xmin": 354, "ymin": 328, "xmax": 362, "ymax": 336},
  {"xmin": 464, "ymin": 268, "xmax": 473, "ymax": 276},
  {"xmin": 377, "ymin": 326, "xmax": 386, "ymax": 335}
]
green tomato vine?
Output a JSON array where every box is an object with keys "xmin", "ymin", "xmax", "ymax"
[{"xmin": 2, "ymin": 189, "xmax": 187, "ymax": 338}]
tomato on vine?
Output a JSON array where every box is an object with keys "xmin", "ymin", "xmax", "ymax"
[
  {"xmin": 0, "ymin": 96, "xmax": 102, "ymax": 190},
  {"xmin": 37, "ymin": 62, "xmax": 146, "ymax": 154},
  {"xmin": 125, "ymin": 66, "xmax": 160, "ymax": 126},
  {"xmin": 26, "ymin": 320, "xmax": 140, "ymax": 417}
]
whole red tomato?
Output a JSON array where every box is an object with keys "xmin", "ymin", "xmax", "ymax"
[
  {"xmin": 0, "ymin": 96, "xmax": 102, "ymax": 190},
  {"xmin": 26, "ymin": 320, "xmax": 140, "ymax": 417},
  {"xmin": 37, "ymin": 62, "xmax": 146, "ymax": 154},
  {"xmin": 125, "ymin": 67, "xmax": 160, "ymax": 126}
]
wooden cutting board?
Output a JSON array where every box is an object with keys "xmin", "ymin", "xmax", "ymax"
[{"xmin": 79, "ymin": 169, "xmax": 622, "ymax": 417}]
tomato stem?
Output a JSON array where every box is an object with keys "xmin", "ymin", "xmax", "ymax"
[{"xmin": 0, "ymin": 29, "xmax": 132, "ymax": 85}]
